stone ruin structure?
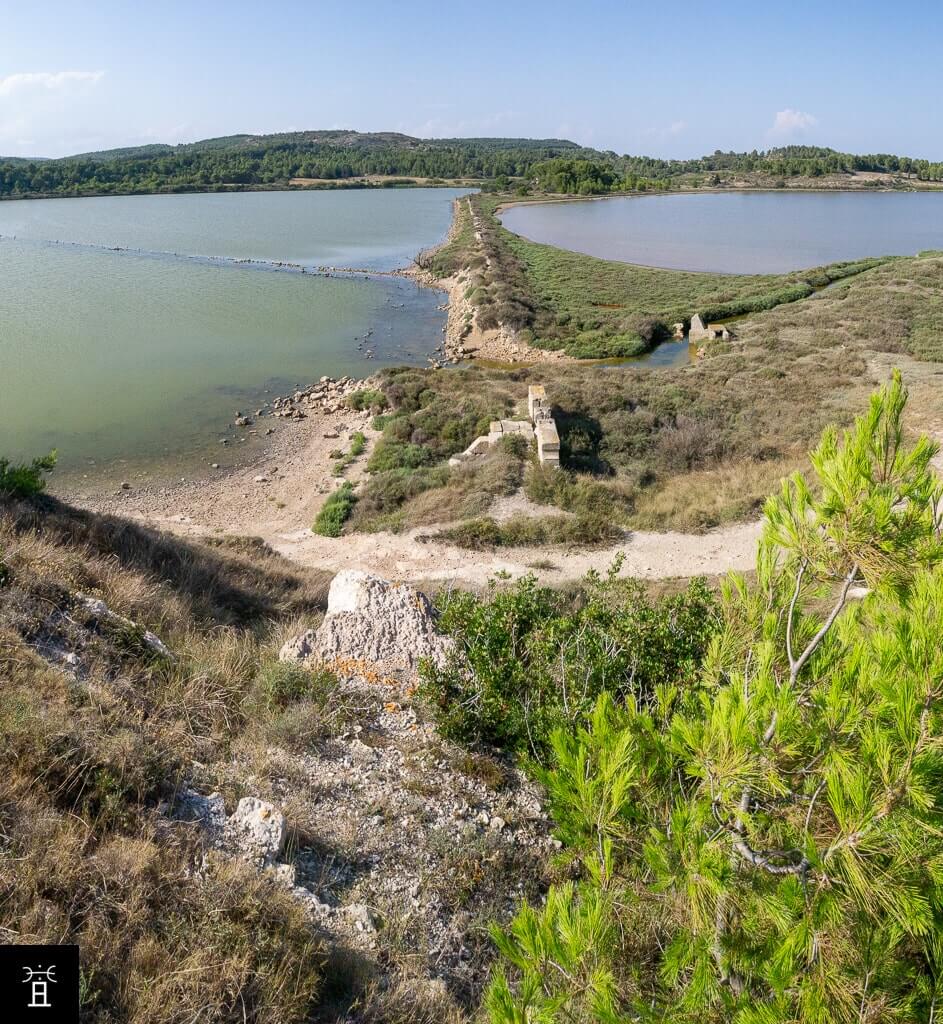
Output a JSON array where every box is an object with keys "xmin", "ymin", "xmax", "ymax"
[
  {"xmin": 447, "ymin": 384, "xmax": 561, "ymax": 469},
  {"xmin": 688, "ymin": 313, "xmax": 731, "ymax": 343},
  {"xmin": 528, "ymin": 385, "xmax": 560, "ymax": 467}
]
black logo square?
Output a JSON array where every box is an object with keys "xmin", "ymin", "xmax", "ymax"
[{"xmin": 0, "ymin": 945, "xmax": 79, "ymax": 1023}]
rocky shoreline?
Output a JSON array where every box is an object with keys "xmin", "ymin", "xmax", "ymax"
[{"xmin": 402, "ymin": 197, "xmax": 573, "ymax": 366}]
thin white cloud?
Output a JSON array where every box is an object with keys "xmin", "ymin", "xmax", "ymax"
[
  {"xmin": 667, "ymin": 119, "xmax": 686, "ymax": 136},
  {"xmin": 0, "ymin": 71, "xmax": 106, "ymax": 156},
  {"xmin": 0, "ymin": 70, "xmax": 104, "ymax": 98},
  {"xmin": 769, "ymin": 108, "xmax": 818, "ymax": 139}
]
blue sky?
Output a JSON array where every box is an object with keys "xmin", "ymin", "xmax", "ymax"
[{"xmin": 2, "ymin": 0, "xmax": 941, "ymax": 159}]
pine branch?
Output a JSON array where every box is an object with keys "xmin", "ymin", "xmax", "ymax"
[{"xmin": 789, "ymin": 562, "xmax": 860, "ymax": 686}]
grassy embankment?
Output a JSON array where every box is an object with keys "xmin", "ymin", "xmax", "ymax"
[
  {"xmin": 430, "ymin": 192, "xmax": 893, "ymax": 359},
  {"xmin": 343, "ymin": 249, "xmax": 943, "ymax": 539}
]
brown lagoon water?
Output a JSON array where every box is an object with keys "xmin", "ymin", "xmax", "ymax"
[
  {"xmin": 500, "ymin": 191, "xmax": 943, "ymax": 273},
  {"xmin": 0, "ymin": 189, "xmax": 468, "ymax": 476}
]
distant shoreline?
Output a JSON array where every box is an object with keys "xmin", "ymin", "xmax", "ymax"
[
  {"xmin": 0, "ymin": 179, "xmax": 476, "ymax": 203},
  {"xmin": 493, "ymin": 181, "xmax": 943, "ymax": 218},
  {"xmin": 4, "ymin": 172, "xmax": 942, "ymax": 205}
]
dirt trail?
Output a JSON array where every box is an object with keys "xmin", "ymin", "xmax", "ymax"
[
  {"xmin": 263, "ymin": 518, "xmax": 763, "ymax": 587},
  {"xmin": 70, "ymin": 394, "xmax": 765, "ymax": 586}
]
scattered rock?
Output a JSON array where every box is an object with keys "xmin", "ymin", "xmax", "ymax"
[
  {"xmin": 175, "ymin": 789, "xmax": 228, "ymax": 831},
  {"xmin": 346, "ymin": 903, "xmax": 379, "ymax": 934},
  {"xmin": 77, "ymin": 594, "xmax": 173, "ymax": 660}
]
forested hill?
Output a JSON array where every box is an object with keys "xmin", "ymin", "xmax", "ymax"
[
  {"xmin": 1, "ymin": 131, "xmax": 940, "ymax": 198},
  {"xmin": 0, "ymin": 132, "xmax": 594, "ymax": 197}
]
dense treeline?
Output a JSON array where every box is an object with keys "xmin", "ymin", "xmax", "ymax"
[
  {"xmin": 2, "ymin": 133, "xmax": 940, "ymax": 199},
  {"xmin": 609, "ymin": 144, "xmax": 943, "ymax": 183},
  {"xmin": 529, "ymin": 158, "xmax": 673, "ymax": 194},
  {"xmin": 0, "ymin": 134, "xmax": 594, "ymax": 197}
]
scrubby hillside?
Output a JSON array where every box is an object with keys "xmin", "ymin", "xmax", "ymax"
[
  {"xmin": 0, "ymin": 497, "xmax": 557, "ymax": 1022},
  {"xmin": 4, "ymin": 373, "xmax": 943, "ymax": 1023}
]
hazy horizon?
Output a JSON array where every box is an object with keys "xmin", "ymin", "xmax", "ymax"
[{"xmin": 5, "ymin": 127, "xmax": 939, "ymax": 165}]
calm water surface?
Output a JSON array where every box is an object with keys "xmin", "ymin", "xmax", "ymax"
[
  {"xmin": 0, "ymin": 189, "xmax": 468, "ymax": 477},
  {"xmin": 500, "ymin": 192, "xmax": 943, "ymax": 273}
]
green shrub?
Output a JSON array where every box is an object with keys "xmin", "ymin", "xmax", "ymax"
[
  {"xmin": 438, "ymin": 512, "xmax": 622, "ymax": 549},
  {"xmin": 371, "ymin": 412, "xmax": 396, "ymax": 431},
  {"xmin": 348, "ymin": 431, "xmax": 366, "ymax": 457},
  {"xmin": 366, "ymin": 440, "xmax": 432, "ymax": 473},
  {"xmin": 497, "ymin": 433, "xmax": 530, "ymax": 459},
  {"xmin": 312, "ymin": 483, "xmax": 356, "ymax": 537},
  {"xmin": 347, "ymin": 388, "xmax": 387, "ymax": 413},
  {"xmin": 0, "ymin": 450, "xmax": 57, "ymax": 498},
  {"xmin": 420, "ymin": 567, "xmax": 719, "ymax": 754}
]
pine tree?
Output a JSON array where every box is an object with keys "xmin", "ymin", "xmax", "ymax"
[{"xmin": 488, "ymin": 373, "xmax": 943, "ymax": 1022}]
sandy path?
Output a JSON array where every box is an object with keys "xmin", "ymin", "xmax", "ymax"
[
  {"xmin": 72, "ymin": 400, "xmax": 762, "ymax": 586},
  {"xmin": 263, "ymin": 519, "xmax": 762, "ymax": 587}
]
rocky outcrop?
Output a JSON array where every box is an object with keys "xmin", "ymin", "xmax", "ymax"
[
  {"xmin": 279, "ymin": 570, "xmax": 453, "ymax": 684},
  {"xmin": 77, "ymin": 594, "xmax": 174, "ymax": 660},
  {"xmin": 29, "ymin": 591, "xmax": 173, "ymax": 679},
  {"xmin": 173, "ymin": 792, "xmax": 292, "ymax": 878}
]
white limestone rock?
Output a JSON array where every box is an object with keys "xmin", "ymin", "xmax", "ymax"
[
  {"xmin": 279, "ymin": 570, "xmax": 453, "ymax": 683},
  {"xmin": 223, "ymin": 797, "xmax": 286, "ymax": 868}
]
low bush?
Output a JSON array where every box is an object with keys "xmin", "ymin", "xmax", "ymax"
[
  {"xmin": 312, "ymin": 483, "xmax": 356, "ymax": 537},
  {"xmin": 524, "ymin": 464, "xmax": 633, "ymax": 519},
  {"xmin": 420, "ymin": 567, "xmax": 719, "ymax": 754},
  {"xmin": 0, "ymin": 450, "xmax": 57, "ymax": 497},
  {"xmin": 348, "ymin": 431, "xmax": 367, "ymax": 457},
  {"xmin": 347, "ymin": 388, "xmax": 387, "ymax": 413}
]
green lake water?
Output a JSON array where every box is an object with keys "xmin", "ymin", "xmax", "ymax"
[{"xmin": 0, "ymin": 189, "xmax": 468, "ymax": 479}]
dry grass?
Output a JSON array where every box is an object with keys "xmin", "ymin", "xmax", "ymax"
[
  {"xmin": 630, "ymin": 455, "xmax": 807, "ymax": 532},
  {"xmin": 0, "ymin": 495, "xmax": 339, "ymax": 1022}
]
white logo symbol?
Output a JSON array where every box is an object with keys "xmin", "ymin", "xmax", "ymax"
[{"xmin": 22, "ymin": 964, "xmax": 57, "ymax": 1008}]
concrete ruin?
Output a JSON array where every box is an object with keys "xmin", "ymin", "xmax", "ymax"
[
  {"xmin": 446, "ymin": 385, "xmax": 562, "ymax": 469},
  {"xmin": 528, "ymin": 385, "xmax": 560, "ymax": 467},
  {"xmin": 689, "ymin": 313, "xmax": 731, "ymax": 343}
]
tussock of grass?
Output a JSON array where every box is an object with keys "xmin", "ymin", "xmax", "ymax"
[
  {"xmin": 631, "ymin": 456, "xmax": 806, "ymax": 532},
  {"xmin": 312, "ymin": 482, "xmax": 356, "ymax": 536},
  {"xmin": 436, "ymin": 512, "xmax": 623, "ymax": 549}
]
